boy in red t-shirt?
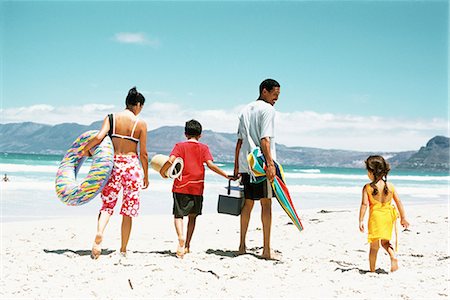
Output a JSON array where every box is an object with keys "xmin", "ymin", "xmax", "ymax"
[{"xmin": 160, "ymin": 119, "xmax": 230, "ymax": 258}]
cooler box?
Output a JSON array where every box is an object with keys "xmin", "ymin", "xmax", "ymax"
[{"xmin": 218, "ymin": 180, "xmax": 244, "ymax": 216}]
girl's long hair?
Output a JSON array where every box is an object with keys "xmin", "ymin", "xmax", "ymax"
[{"xmin": 365, "ymin": 155, "xmax": 391, "ymax": 196}]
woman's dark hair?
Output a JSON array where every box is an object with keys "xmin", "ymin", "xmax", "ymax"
[
  {"xmin": 259, "ymin": 79, "xmax": 280, "ymax": 95},
  {"xmin": 126, "ymin": 86, "xmax": 145, "ymax": 108},
  {"xmin": 365, "ymin": 155, "xmax": 391, "ymax": 196},
  {"xmin": 185, "ymin": 119, "xmax": 202, "ymax": 137}
]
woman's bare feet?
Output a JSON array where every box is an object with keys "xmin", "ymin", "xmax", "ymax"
[
  {"xmin": 176, "ymin": 239, "xmax": 185, "ymax": 259},
  {"xmin": 391, "ymin": 258, "xmax": 399, "ymax": 272},
  {"xmin": 91, "ymin": 233, "xmax": 103, "ymax": 259}
]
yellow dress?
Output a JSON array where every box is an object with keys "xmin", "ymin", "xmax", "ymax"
[{"xmin": 367, "ymin": 183, "xmax": 398, "ymax": 245}]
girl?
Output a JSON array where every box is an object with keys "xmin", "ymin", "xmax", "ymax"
[
  {"xmin": 82, "ymin": 87, "xmax": 149, "ymax": 259},
  {"xmin": 359, "ymin": 155, "xmax": 409, "ymax": 272}
]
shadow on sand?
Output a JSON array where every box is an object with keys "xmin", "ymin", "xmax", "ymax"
[
  {"xmin": 335, "ymin": 267, "xmax": 389, "ymax": 275},
  {"xmin": 206, "ymin": 249, "xmax": 240, "ymax": 258},
  {"xmin": 206, "ymin": 248, "xmax": 281, "ymax": 261},
  {"xmin": 131, "ymin": 250, "xmax": 178, "ymax": 258},
  {"xmin": 43, "ymin": 248, "xmax": 115, "ymax": 256}
]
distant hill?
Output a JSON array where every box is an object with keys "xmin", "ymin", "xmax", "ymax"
[
  {"xmin": 397, "ymin": 136, "xmax": 449, "ymax": 172},
  {"xmin": 0, "ymin": 121, "xmax": 448, "ymax": 171},
  {"xmin": 147, "ymin": 126, "xmax": 237, "ymax": 162}
]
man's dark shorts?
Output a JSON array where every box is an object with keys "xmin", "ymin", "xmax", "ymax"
[
  {"xmin": 240, "ymin": 173, "xmax": 273, "ymax": 200},
  {"xmin": 173, "ymin": 193, "xmax": 203, "ymax": 218}
]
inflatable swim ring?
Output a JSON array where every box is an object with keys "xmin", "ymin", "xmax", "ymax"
[{"xmin": 55, "ymin": 130, "xmax": 114, "ymax": 206}]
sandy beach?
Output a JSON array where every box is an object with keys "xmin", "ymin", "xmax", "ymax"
[{"xmin": 1, "ymin": 203, "xmax": 448, "ymax": 299}]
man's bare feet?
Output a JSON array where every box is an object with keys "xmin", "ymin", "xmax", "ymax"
[
  {"xmin": 238, "ymin": 245, "xmax": 246, "ymax": 255},
  {"xmin": 176, "ymin": 239, "xmax": 185, "ymax": 259},
  {"xmin": 184, "ymin": 247, "xmax": 190, "ymax": 254},
  {"xmin": 261, "ymin": 249, "xmax": 281, "ymax": 260},
  {"xmin": 390, "ymin": 258, "xmax": 399, "ymax": 272},
  {"xmin": 91, "ymin": 233, "xmax": 102, "ymax": 259}
]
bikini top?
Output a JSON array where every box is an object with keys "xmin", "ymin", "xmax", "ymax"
[{"xmin": 108, "ymin": 113, "xmax": 140, "ymax": 143}]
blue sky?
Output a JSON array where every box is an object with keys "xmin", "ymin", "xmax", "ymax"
[{"xmin": 1, "ymin": 0, "xmax": 448, "ymax": 151}]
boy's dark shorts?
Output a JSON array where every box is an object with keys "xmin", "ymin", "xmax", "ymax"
[
  {"xmin": 240, "ymin": 173, "xmax": 273, "ymax": 200},
  {"xmin": 173, "ymin": 193, "xmax": 203, "ymax": 218}
]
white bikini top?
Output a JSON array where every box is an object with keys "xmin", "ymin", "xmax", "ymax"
[{"xmin": 109, "ymin": 113, "xmax": 139, "ymax": 143}]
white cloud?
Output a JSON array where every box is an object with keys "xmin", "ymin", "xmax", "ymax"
[
  {"xmin": 0, "ymin": 104, "xmax": 116, "ymax": 125},
  {"xmin": 275, "ymin": 111, "xmax": 449, "ymax": 151},
  {"xmin": 1, "ymin": 103, "xmax": 448, "ymax": 152},
  {"xmin": 113, "ymin": 32, "xmax": 160, "ymax": 47},
  {"xmin": 20, "ymin": 104, "xmax": 54, "ymax": 113}
]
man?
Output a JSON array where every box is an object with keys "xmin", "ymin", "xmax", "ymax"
[{"xmin": 233, "ymin": 78, "xmax": 280, "ymax": 259}]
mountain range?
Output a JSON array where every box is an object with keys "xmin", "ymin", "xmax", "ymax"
[{"xmin": 0, "ymin": 121, "xmax": 448, "ymax": 172}]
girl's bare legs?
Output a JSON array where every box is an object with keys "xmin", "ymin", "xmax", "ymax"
[
  {"xmin": 381, "ymin": 240, "xmax": 398, "ymax": 272},
  {"xmin": 369, "ymin": 240, "xmax": 380, "ymax": 272},
  {"xmin": 92, "ymin": 211, "xmax": 111, "ymax": 259},
  {"xmin": 174, "ymin": 217, "xmax": 185, "ymax": 258},
  {"xmin": 185, "ymin": 214, "xmax": 197, "ymax": 254},
  {"xmin": 120, "ymin": 215, "xmax": 132, "ymax": 254}
]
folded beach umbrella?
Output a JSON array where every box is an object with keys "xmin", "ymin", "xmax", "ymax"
[
  {"xmin": 247, "ymin": 148, "xmax": 304, "ymax": 232},
  {"xmin": 247, "ymin": 148, "xmax": 268, "ymax": 183}
]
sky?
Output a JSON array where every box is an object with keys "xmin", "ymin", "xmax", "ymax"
[{"xmin": 1, "ymin": 0, "xmax": 448, "ymax": 152}]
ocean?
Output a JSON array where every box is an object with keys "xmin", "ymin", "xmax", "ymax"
[{"xmin": 1, "ymin": 152, "xmax": 448, "ymax": 222}]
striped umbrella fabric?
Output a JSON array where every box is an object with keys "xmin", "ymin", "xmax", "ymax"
[{"xmin": 247, "ymin": 148, "xmax": 304, "ymax": 232}]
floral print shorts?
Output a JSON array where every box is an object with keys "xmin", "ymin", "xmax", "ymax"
[{"xmin": 100, "ymin": 155, "xmax": 142, "ymax": 217}]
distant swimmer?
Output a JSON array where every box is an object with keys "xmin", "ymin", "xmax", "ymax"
[{"xmin": 3, "ymin": 174, "xmax": 9, "ymax": 182}]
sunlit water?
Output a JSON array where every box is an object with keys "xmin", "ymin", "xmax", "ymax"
[{"xmin": 1, "ymin": 153, "xmax": 448, "ymax": 222}]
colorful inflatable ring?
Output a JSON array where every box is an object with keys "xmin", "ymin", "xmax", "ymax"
[{"xmin": 55, "ymin": 130, "xmax": 114, "ymax": 206}]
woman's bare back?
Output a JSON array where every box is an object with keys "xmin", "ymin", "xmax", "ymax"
[{"xmin": 111, "ymin": 111, "xmax": 142, "ymax": 155}]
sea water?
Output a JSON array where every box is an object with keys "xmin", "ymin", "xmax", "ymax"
[{"xmin": 0, "ymin": 152, "xmax": 448, "ymax": 222}]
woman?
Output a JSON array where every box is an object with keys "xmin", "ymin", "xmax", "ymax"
[{"xmin": 82, "ymin": 86, "xmax": 149, "ymax": 259}]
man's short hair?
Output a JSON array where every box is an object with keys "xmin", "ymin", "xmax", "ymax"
[
  {"xmin": 185, "ymin": 119, "xmax": 202, "ymax": 137},
  {"xmin": 259, "ymin": 79, "xmax": 280, "ymax": 94}
]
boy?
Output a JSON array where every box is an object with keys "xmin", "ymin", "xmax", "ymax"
[{"xmin": 160, "ymin": 119, "xmax": 230, "ymax": 258}]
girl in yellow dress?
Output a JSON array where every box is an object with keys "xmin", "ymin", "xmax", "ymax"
[{"xmin": 359, "ymin": 155, "xmax": 410, "ymax": 272}]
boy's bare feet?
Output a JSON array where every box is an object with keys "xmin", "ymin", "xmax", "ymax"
[
  {"xmin": 176, "ymin": 239, "xmax": 185, "ymax": 259},
  {"xmin": 390, "ymin": 258, "xmax": 399, "ymax": 272},
  {"xmin": 91, "ymin": 233, "xmax": 102, "ymax": 259}
]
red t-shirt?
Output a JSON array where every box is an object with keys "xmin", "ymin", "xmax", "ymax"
[{"xmin": 170, "ymin": 140, "xmax": 213, "ymax": 196}]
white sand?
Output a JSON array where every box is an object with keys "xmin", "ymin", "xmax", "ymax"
[{"xmin": 1, "ymin": 203, "xmax": 448, "ymax": 299}]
